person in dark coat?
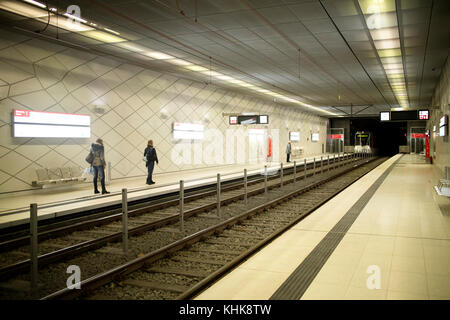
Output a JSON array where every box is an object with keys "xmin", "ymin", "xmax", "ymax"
[
  {"xmin": 144, "ymin": 140, "xmax": 159, "ymax": 185},
  {"xmin": 90, "ymin": 138, "xmax": 110, "ymax": 194},
  {"xmin": 286, "ymin": 141, "xmax": 292, "ymax": 163}
]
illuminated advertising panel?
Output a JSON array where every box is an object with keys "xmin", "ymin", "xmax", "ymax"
[
  {"xmin": 172, "ymin": 122, "xmax": 204, "ymax": 140},
  {"xmin": 311, "ymin": 133, "xmax": 319, "ymax": 142},
  {"xmin": 440, "ymin": 115, "xmax": 448, "ymax": 127},
  {"xmin": 289, "ymin": 131, "xmax": 300, "ymax": 141},
  {"xmin": 13, "ymin": 109, "xmax": 90, "ymax": 138}
]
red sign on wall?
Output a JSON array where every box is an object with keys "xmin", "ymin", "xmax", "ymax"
[
  {"xmin": 425, "ymin": 136, "xmax": 430, "ymax": 158},
  {"xmin": 411, "ymin": 133, "xmax": 426, "ymax": 138},
  {"xmin": 331, "ymin": 134, "xmax": 343, "ymax": 139}
]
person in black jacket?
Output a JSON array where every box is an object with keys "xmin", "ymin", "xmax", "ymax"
[
  {"xmin": 90, "ymin": 138, "xmax": 110, "ymax": 194},
  {"xmin": 144, "ymin": 140, "xmax": 159, "ymax": 185}
]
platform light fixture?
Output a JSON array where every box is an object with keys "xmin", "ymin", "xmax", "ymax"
[
  {"xmin": 63, "ymin": 12, "xmax": 87, "ymax": 24},
  {"xmin": 104, "ymin": 27, "xmax": 120, "ymax": 35},
  {"xmin": 23, "ymin": 0, "xmax": 46, "ymax": 8},
  {"xmin": 142, "ymin": 51, "xmax": 174, "ymax": 60},
  {"xmin": 115, "ymin": 42, "xmax": 145, "ymax": 52},
  {"xmin": 81, "ymin": 30, "xmax": 125, "ymax": 43},
  {"xmin": 185, "ymin": 65, "xmax": 209, "ymax": 72},
  {"xmin": 167, "ymin": 59, "xmax": 193, "ymax": 66}
]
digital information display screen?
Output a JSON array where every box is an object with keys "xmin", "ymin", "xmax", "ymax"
[
  {"xmin": 311, "ymin": 133, "xmax": 319, "ymax": 142},
  {"xmin": 232, "ymin": 115, "xmax": 269, "ymax": 125},
  {"xmin": 418, "ymin": 110, "xmax": 429, "ymax": 120},
  {"xmin": 391, "ymin": 110, "xmax": 418, "ymax": 121},
  {"xmin": 380, "ymin": 112, "xmax": 390, "ymax": 121},
  {"xmin": 13, "ymin": 109, "xmax": 91, "ymax": 138},
  {"xmin": 239, "ymin": 115, "xmax": 258, "ymax": 125},
  {"xmin": 439, "ymin": 125, "xmax": 447, "ymax": 137},
  {"xmin": 289, "ymin": 131, "xmax": 300, "ymax": 141}
]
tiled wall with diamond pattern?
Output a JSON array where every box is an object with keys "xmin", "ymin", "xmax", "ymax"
[{"xmin": 0, "ymin": 29, "xmax": 327, "ymax": 193}]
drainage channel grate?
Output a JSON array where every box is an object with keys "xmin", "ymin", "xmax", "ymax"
[{"xmin": 270, "ymin": 156, "xmax": 402, "ymax": 300}]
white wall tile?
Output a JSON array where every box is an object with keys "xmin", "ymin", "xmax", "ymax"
[{"xmin": 0, "ymin": 31, "xmax": 329, "ymax": 193}]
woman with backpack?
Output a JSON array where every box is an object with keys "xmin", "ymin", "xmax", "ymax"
[
  {"xmin": 144, "ymin": 140, "xmax": 159, "ymax": 185},
  {"xmin": 87, "ymin": 138, "xmax": 110, "ymax": 194}
]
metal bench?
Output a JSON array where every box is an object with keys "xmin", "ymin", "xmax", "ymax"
[
  {"xmin": 434, "ymin": 167, "xmax": 450, "ymax": 197},
  {"xmin": 32, "ymin": 167, "xmax": 87, "ymax": 188}
]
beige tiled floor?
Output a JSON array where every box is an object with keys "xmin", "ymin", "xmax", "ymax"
[
  {"xmin": 0, "ymin": 153, "xmax": 341, "ymax": 228},
  {"xmin": 196, "ymin": 154, "xmax": 450, "ymax": 300}
]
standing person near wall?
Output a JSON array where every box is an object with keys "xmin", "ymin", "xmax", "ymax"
[
  {"xmin": 286, "ymin": 141, "xmax": 292, "ymax": 163},
  {"xmin": 144, "ymin": 140, "xmax": 159, "ymax": 185},
  {"xmin": 89, "ymin": 138, "xmax": 110, "ymax": 194}
]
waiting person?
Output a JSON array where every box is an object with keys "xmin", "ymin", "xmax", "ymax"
[
  {"xmin": 90, "ymin": 138, "xmax": 110, "ymax": 194},
  {"xmin": 286, "ymin": 141, "xmax": 292, "ymax": 163},
  {"xmin": 144, "ymin": 140, "xmax": 159, "ymax": 185}
]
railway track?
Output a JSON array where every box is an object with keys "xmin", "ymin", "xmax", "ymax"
[
  {"xmin": 0, "ymin": 156, "xmax": 359, "ymax": 284},
  {"xmin": 0, "ymin": 155, "xmax": 374, "ymax": 299},
  {"xmin": 33, "ymin": 155, "xmax": 384, "ymax": 300}
]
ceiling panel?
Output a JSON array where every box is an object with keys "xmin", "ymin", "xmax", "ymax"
[{"xmin": 0, "ymin": 0, "xmax": 446, "ymax": 117}]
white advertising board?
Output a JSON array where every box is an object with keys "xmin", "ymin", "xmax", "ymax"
[{"xmin": 13, "ymin": 109, "xmax": 91, "ymax": 138}]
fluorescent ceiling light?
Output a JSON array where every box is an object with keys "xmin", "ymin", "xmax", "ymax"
[
  {"xmin": 385, "ymin": 69, "xmax": 403, "ymax": 75},
  {"xmin": 104, "ymin": 28, "xmax": 120, "ymax": 35},
  {"xmin": 81, "ymin": 30, "xmax": 125, "ymax": 43},
  {"xmin": 235, "ymin": 82, "xmax": 254, "ymax": 87},
  {"xmin": 63, "ymin": 12, "xmax": 87, "ymax": 24},
  {"xmin": 168, "ymin": 59, "xmax": 193, "ymax": 66},
  {"xmin": 115, "ymin": 42, "xmax": 145, "ymax": 52},
  {"xmin": 23, "ymin": 0, "xmax": 46, "ymax": 8},
  {"xmin": 0, "ymin": 1, "xmax": 48, "ymax": 18},
  {"xmin": 381, "ymin": 57, "xmax": 402, "ymax": 64},
  {"xmin": 387, "ymin": 74, "xmax": 404, "ymax": 79},
  {"xmin": 185, "ymin": 65, "xmax": 208, "ymax": 72},
  {"xmin": 370, "ymin": 27, "xmax": 399, "ymax": 40},
  {"xmin": 383, "ymin": 63, "xmax": 403, "ymax": 70},
  {"xmin": 143, "ymin": 51, "xmax": 174, "ymax": 59},
  {"xmin": 375, "ymin": 39, "xmax": 400, "ymax": 50},
  {"xmin": 358, "ymin": 0, "xmax": 395, "ymax": 14},
  {"xmin": 52, "ymin": 17, "xmax": 93, "ymax": 32},
  {"xmin": 378, "ymin": 49, "xmax": 401, "ymax": 57},
  {"xmin": 216, "ymin": 75, "xmax": 233, "ymax": 81},
  {"xmin": 202, "ymin": 71, "xmax": 223, "ymax": 77}
]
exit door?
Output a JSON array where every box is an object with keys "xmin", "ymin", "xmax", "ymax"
[{"xmin": 410, "ymin": 128, "xmax": 426, "ymax": 154}]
